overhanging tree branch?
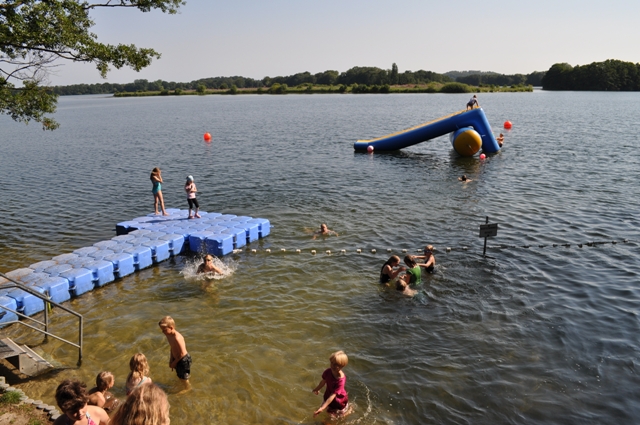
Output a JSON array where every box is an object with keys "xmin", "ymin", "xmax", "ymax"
[{"xmin": 0, "ymin": 0, "xmax": 184, "ymax": 130}]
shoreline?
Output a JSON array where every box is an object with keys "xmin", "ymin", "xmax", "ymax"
[{"xmin": 113, "ymin": 83, "xmax": 533, "ymax": 97}]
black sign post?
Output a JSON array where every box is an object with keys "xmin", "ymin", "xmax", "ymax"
[{"xmin": 479, "ymin": 216, "xmax": 498, "ymax": 257}]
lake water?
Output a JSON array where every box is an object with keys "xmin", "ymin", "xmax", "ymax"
[{"xmin": 1, "ymin": 91, "xmax": 639, "ymax": 424}]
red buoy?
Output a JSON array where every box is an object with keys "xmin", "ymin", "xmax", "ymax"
[
  {"xmin": 503, "ymin": 121, "xmax": 512, "ymax": 130},
  {"xmin": 203, "ymin": 132, "xmax": 212, "ymax": 141}
]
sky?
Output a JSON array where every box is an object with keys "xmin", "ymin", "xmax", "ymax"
[{"xmin": 46, "ymin": 0, "xmax": 640, "ymax": 86}]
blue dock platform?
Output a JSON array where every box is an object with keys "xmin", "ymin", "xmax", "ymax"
[{"xmin": 0, "ymin": 209, "xmax": 270, "ymax": 326}]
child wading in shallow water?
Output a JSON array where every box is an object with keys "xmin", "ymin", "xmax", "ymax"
[
  {"xmin": 312, "ymin": 350, "xmax": 351, "ymax": 417},
  {"xmin": 159, "ymin": 315, "xmax": 192, "ymax": 391},
  {"xmin": 126, "ymin": 353, "xmax": 152, "ymax": 396}
]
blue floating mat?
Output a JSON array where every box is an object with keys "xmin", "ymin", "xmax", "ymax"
[
  {"xmin": 30, "ymin": 260, "xmax": 57, "ymax": 273},
  {"xmin": 160, "ymin": 234, "xmax": 187, "ymax": 256},
  {"xmin": 44, "ymin": 263, "xmax": 73, "ymax": 276},
  {"xmin": 36, "ymin": 276, "xmax": 71, "ymax": 304},
  {"xmin": 0, "ymin": 296, "xmax": 19, "ymax": 326},
  {"xmin": 6, "ymin": 286, "xmax": 46, "ymax": 316},
  {"xmin": 60, "ymin": 268, "xmax": 94, "ymax": 297},
  {"xmin": 124, "ymin": 246, "xmax": 153, "ymax": 270},
  {"xmin": 83, "ymin": 260, "xmax": 115, "ymax": 287},
  {"xmin": 225, "ymin": 227, "xmax": 248, "ymax": 249},
  {"xmin": 2, "ymin": 209, "xmax": 270, "ymax": 318},
  {"xmin": 188, "ymin": 231, "xmax": 215, "ymax": 253},
  {"xmin": 104, "ymin": 252, "xmax": 135, "ymax": 278},
  {"xmin": 74, "ymin": 246, "xmax": 99, "ymax": 257},
  {"xmin": 205, "ymin": 233, "xmax": 234, "ymax": 257}
]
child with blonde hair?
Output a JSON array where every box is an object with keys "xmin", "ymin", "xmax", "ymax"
[
  {"xmin": 312, "ymin": 350, "xmax": 350, "ymax": 417},
  {"xmin": 111, "ymin": 383, "xmax": 170, "ymax": 425},
  {"xmin": 126, "ymin": 353, "xmax": 152, "ymax": 396},
  {"xmin": 88, "ymin": 371, "xmax": 119, "ymax": 411},
  {"xmin": 159, "ymin": 316, "xmax": 191, "ymax": 390}
]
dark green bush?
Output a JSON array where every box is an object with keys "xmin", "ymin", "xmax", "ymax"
[{"xmin": 439, "ymin": 82, "xmax": 472, "ymax": 93}]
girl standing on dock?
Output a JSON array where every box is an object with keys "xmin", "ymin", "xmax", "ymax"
[{"xmin": 150, "ymin": 167, "xmax": 169, "ymax": 216}]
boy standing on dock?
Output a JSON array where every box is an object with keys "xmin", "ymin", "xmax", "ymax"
[{"xmin": 159, "ymin": 316, "xmax": 191, "ymax": 390}]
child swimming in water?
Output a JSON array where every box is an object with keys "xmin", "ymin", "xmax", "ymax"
[
  {"xmin": 197, "ymin": 254, "xmax": 223, "ymax": 275},
  {"xmin": 313, "ymin": 223, "xmax": 338, "ymax": 239}
]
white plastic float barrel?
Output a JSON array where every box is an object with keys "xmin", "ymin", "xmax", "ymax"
[{"xmin": 450, "ymin": 127, "xmax": 482, "ymax": 157}]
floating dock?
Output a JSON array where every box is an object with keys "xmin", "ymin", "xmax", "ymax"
[{"xmin": 0, "ymin": 209, "xmax": 270, "ymax": 326}]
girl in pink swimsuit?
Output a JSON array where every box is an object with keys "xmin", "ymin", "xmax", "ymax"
[{"xmin": 53, "ymin": 379, "xmax": 109, "ymax": 425}]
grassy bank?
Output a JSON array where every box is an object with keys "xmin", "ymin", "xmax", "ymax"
[{"xmin": 113, "ymin": 82, "xmax": 532, "ymax": 97}]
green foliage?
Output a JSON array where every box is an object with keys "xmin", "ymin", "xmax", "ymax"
[
  {"xmin": 389, "ymin": 63, "xmax": 399, "ymax": 85},
  {"xmin": 228, "ymin": 84, "xmax": 238, "ymax": 94},
  {"xmin": 440, "ymin": 82, "xmax": 472, "ymax": 93},
  {"xmin": 196, "ymin": 84, "xmax": 206, "ymax": 94},
  {"xmin": 268, "ymin": 83, "xmax": 287, "ymax": 94},
  {"xmin": 338, "ymin": 84, "xmax": 347, "ymax": 93},
  {"xmin": 219, "ymin": 83, "xmax": 228, "ymax": 90},
  {"xmin": 541, "ymin": 60, "xmax": 640, "ymax": 91},
  {"xmin": 0, "ymin": 391, "xmax": 22, "ymax": 404},
  {"xmin": 0, "ymin": 79, "xmax": 59, "ymax": 129},
  {"xmin": 174, "ymin": 88, "xmax": 182, "ymax": 95},
  {"xmin": 1, "ymin": 0, "xmax": 184, "ymax": 129}
]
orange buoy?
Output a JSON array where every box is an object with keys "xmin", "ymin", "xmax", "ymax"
[
  {"xmin": 203, "ymin": 132, "xmax": 212, "ymax": 141},
  {"xmin": 503, "ymin": 121, "xmax": 512, "ymax": 130}
]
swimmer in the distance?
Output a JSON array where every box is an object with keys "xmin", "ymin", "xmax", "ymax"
[
  {"xmin": 458, "ymin": 175, "xmax": 472, "ymax": 182},
  {"xmin": 197, "ymin": 254, "xmax": 223, "ymax": 275},
  {"xmin": 313, "ymin": 223, "xmax": 338, "ymax": 240}
]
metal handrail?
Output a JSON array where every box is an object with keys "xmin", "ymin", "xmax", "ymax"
[{"xmin": 0, "ymin": 272, "xmax": 83, "ymax": 366}]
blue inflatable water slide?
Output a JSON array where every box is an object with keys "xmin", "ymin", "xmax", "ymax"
[{"xmin": 354, "ymin": 108, "xmax": 500, "ymax": 156}]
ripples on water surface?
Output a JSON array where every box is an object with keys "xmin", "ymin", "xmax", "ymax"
[{"xmin": 1, "ymin": 91, "xmax": 639, "ymax": 424}]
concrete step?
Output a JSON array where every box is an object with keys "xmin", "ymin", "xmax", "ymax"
[{"xmin": 0, "ymin": 338, "xmax": 54, "ymax": 376}]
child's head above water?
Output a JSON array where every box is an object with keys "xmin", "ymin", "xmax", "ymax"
[
  {"xmin": 96, "ymin": 371, "xmax": 115, "ymax": 392},
  {"xmin": 387, "ymin": 255, "xmax": 401, "ymax": 266},
  {"xmin": 404, "ymin": 255, "xmax": 417, "ymax": 268}
]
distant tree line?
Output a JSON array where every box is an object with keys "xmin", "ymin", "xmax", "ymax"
[
  {"xmin": 51, "ymin": 63, "xmax": 544, "ymax": 95},
  {"xmin": 542, "ymin": 59, "xmax": 640, "ymax": 90},
  {"xmin": 454, "ymin": 71, "xmax": 545, "ymax": 87}
]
